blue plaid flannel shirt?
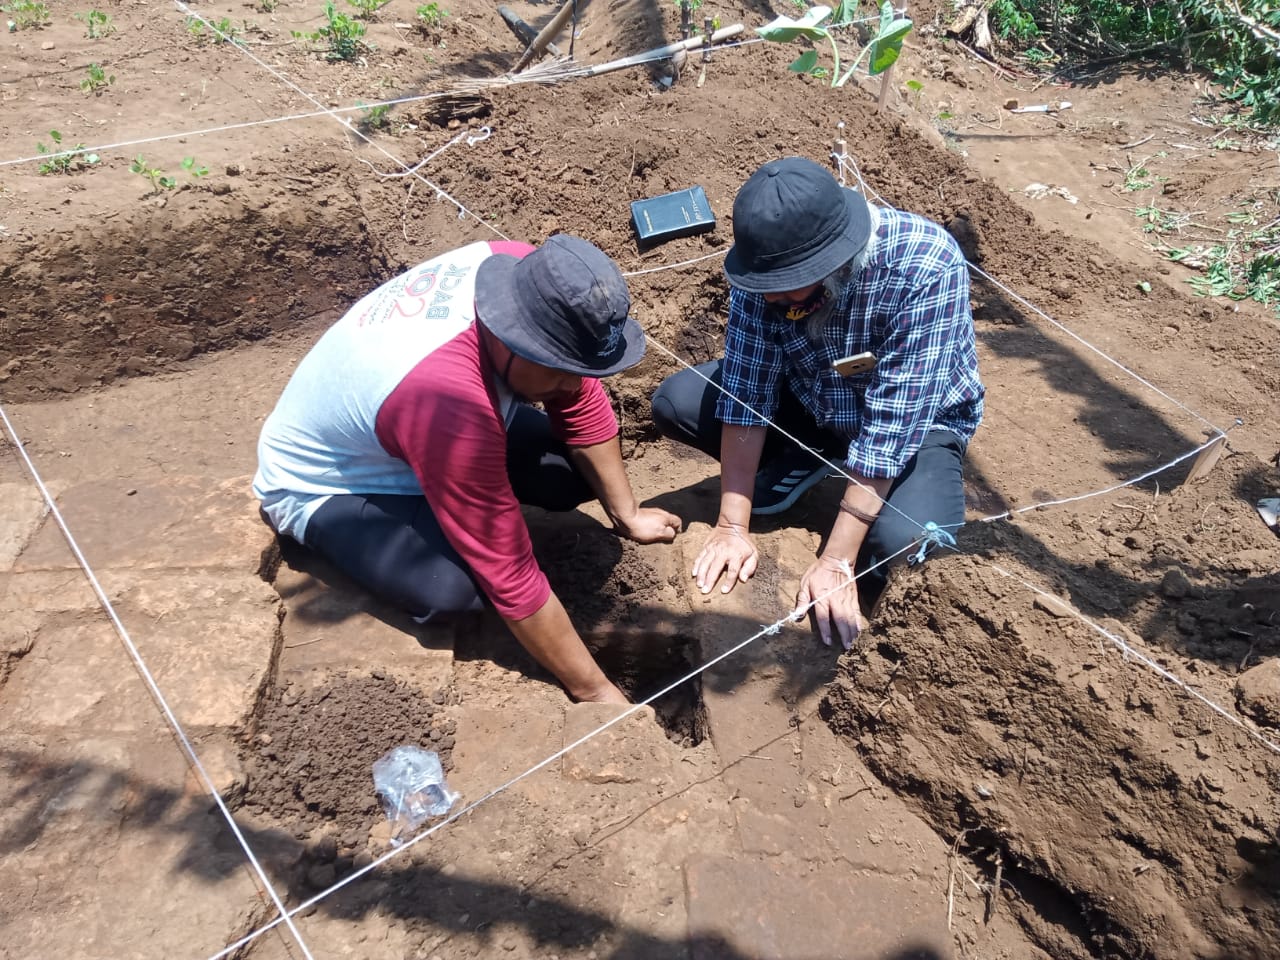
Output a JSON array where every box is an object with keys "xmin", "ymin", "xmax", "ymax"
[{"xmin": 716, "ymin": 206, "xmax": 984, "ymax": 479}]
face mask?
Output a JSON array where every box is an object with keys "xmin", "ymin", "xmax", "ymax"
[{"xmin": 769, "ymin": 285, "xmax": 831, "ymax": 322}]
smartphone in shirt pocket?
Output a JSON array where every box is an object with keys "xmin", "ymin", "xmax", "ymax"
[{"xmin": 832, "ymin": 352, "xmax": 877, "ymax": 377}]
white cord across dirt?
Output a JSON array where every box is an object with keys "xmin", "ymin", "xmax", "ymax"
[
  {"xmin": 831, "ymin": 153, "xmax": 1228, "ymax": 437},
  {"xmin": 203, "ymin": 544, "xmax": 915, "ymax": 960},
  {"xmin": 172, "ymin": 0, "xmax": 508, "ymax": 239},
  {"xmin": 7, "ymin": 10, "xmax": 1268, "ymax": 956},
  {"xmin": 989, "ymin": 563, "xmax": 1280, "ymax": 757},
  {"xmin": 0, "ymin": 405, "xmax": 317, "ymax": 960}
]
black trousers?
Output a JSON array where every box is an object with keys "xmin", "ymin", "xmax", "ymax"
[
  {"xmin": 302, "ymin": 405, "xmax": 593, "ymax": 620},
  {"xmin": 651, "ymin": 360, "xmax": 967, "ymax": 604}
]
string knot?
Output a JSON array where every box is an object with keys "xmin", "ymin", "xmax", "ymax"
[{"xmin": 910, "ymin": 521, "xmax": 957, "ymax": 565}]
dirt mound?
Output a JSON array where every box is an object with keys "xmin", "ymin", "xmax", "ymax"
[
  {"xmin": 241, "ymin": 672, "xmax": 456, "ymax": 841},
  {"xmin": 822, "ymin": 452, "xmax": 1280, "ymax": 959}
]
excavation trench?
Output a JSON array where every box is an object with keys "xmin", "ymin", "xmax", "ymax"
[{"xmin": 0, "ymin": 182, "xmax": 381, "ymax": 399}]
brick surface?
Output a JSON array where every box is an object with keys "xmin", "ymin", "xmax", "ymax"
[{"xmin": 685, "ymin": 855, "xmax": 953, "ymax": 960}]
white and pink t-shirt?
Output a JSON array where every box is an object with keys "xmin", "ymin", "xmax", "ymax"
[{"xmin": 253, "ymin": 240, "xmax": 619, "ymax": 619}]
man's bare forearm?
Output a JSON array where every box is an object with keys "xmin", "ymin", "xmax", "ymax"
[
  {"xmin": 718, "ymin": 423, "xmax": 766, "ymax": 527},
  {"xmin": 505, "ymin": 591, "xmax": 620, "ymax": 702}
]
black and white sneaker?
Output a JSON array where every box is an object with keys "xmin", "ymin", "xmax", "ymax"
[{"xmin": 751, "ymin": 450, "xmax": 834, "ymax": 515}]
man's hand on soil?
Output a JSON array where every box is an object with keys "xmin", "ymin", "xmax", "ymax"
[
  {"xmin": 793, "ymin": 555, "xmax": 866, "ymax": 650},
  {"xmin": 692, "ymin": 521, "xmax": 759, "ymax": 595},
  {"xmin": 615, "ymin": 506, "xmax": 682, "ymax": 544}
]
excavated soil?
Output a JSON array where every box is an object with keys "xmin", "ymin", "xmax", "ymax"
[
  {"xmin": 242, "ymin": 672, "xmax": 456, "ymax": 836},
  {"xmin": 824, "ymin": 451, "xmax": 1280, "ymax": 960},
  {"xmin": 4, "ymin": 0, "xmax": 1280, "ymax": 956}
]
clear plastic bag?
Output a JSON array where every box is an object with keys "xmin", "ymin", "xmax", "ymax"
[{"xmin": 372, "ymin": 746, "xmax": 459, "ymax": 839}]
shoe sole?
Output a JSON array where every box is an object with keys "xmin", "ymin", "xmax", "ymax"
[{"xmin": 751, "ymin": 467, "xmax": 833, "ymax": 516}]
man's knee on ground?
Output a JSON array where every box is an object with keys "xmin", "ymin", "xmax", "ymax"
[{"xmin": 651, "ymin": 393, "xmax": 678, "ymax": 440}]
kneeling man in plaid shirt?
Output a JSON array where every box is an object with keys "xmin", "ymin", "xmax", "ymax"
[{"xmin": 651, "ymin": 156, "xmax": 984, "ymax": 650}]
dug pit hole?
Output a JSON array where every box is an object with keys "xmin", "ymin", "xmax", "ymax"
[{"xmin": 586, "ymin": 623, "xmax": 709, "ymax": 748}]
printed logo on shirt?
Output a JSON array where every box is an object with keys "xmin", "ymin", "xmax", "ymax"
[
  {"xmin": 356, "ymin": 264, "xmax": 441, "ymax": 327},
  {"xmin": 425, "ymin": 263, "xmax": 470, "ymax": 320}
]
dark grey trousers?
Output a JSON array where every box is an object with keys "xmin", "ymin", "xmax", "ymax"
[
  {"xmin": 650, "ymin": 360, "xmax": 966, "ymax": 605},
  {"xmin": 302, "ymin": 405, "xmax": 593, "ymax": 620}
]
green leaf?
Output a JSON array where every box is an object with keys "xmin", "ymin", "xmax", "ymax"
[
  {"xmin": 756, "ymin": 6, "xmax": 832, "ymax": 42},
  {"xmin": 879, "ymin": 0, "xmax": 892, "ymax": 36},
  {"xmin": 905, "ymin": 79, "xmax": 923, "ymax": 92},
  {"xmin": 867, "ymin": 17, "xmax": 912, "ymax": 74},
  {"xmin": 788, "ymin": 49, "xmax": 820, "ymax": 73}
]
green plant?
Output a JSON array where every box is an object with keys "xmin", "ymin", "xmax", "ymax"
[
  {"xmin": 130, "ymin": 155, "xmax": 176, "ymax": 192},
  {"xmin": 348, "ymin": 0, "xmax": 389, "ymax": 18},
  {"xmin": 2, "ymin": 0, "xmax": 50, "ymax": 29},
  {"xmin": 415, "ymin": 2, "xmax": 447, "ymax": 28},
  {"xmin": 1166, "ymin": 218, "xmax": 1280, "ymax": 315},
  {"xmin": 258, "ymin": 0, "xmax": 278, "ymax": 10},
  {"xmin": 986, "ymin": 0, "xmax": 1280, "ymax": 129},
  {"xmin": 75, "ymin": 8, "xmax": 114, "ymax": 37},
  {"xmin": 987, "ymin": 0, "xmax": 1038, "ymax": 41},
  {"xmin": 186, "ymin": 14, "xmax": 242, "ymax": 44},
  {"xmin": 757, "ymin": 1, "xmax": 913, "ymax": 87},
  {"xmin": 1122, "ymin": 163, "xmax": 1152, "ymax": 192},
  {"xmin": 293, "ymin": 1, "xmax": 369, "ymax": 60},
  {"xmin": 36, "ymin": 131, "xmax": 99, "ymax": 175},
  {"xmin": 80, "ymin": 62, "xmax": 114, "ymax": 95},
  {"xmin": 181, "ymin": 156, "xmax": 209, "ymax": 178},
  {"xmin": 358, "ymin": 101, "xmax": 393, "ymax": 129},
  {"xmin": 905, "ymin": 77, "xmax": 924, "ymax": 108}
]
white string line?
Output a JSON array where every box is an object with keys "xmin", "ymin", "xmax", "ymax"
[
  {"xmin": 355, "ymin": 126, "xmax": 488, "ymax": 179},
  {"xmin": 0, "ymin": 102, "xmax": 393, "ymax": 170},
  {"xmin": 967, "ymin": 261, "xmax": 1224, "ymax": 434},
  {"xmin": 988, "ymin": 562, "xmax": 1280, "ymax": 757},
  {"xmin": 172, "ymin": 0, "xmax": 508, "ymax": 239},
  {"xmin": 0, "ymin": 405, "xmax": 316, "ymax": 960},
  {"xmin": 206, "ymin": 542, "xmax": 918, "ymax": 960},
  {"xmin": 622, "ymin": 248, "xmax": 727, "ymax": 277},
  {"xmin": 971, "ymin": 426, "xmax": 1238, "ymax": 525},
  {"xmin": 0, "ymin": 35, "xmax": 756, "ymax": 171},
  {"xmin": 643, "ymin": 335, "xmax": 952, "ymax": 537},
  {"xmin": 832, "ymin": 152, "xmax": 1226, "ymax": 436}
]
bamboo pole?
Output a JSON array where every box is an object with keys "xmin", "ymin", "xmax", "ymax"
[
  {"xmin": 581, "ymin": 25, "xmax": 744, "ymax": 76},
  {"xmin": 513, "ymin": 0, "xmax": 579, "ymax": 72}
]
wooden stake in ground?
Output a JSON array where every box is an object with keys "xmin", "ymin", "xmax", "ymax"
[
  {"xmin": 1183, "ymin": 433, "xmax": 1227, "ymax": 485},
  {"xmin": 877, "ymin": 2, "xmax": 906, "ymax": 112}
]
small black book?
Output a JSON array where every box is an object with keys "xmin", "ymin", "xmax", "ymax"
[{"xmin": 630, "ymin": 186, "xmax": 716, "ymax": 247}]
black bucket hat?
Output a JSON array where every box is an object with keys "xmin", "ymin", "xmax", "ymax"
[
  {"xmin": 723, "ymin": 156, "xmax": 872, "ymax": 293},
  {"xmin": 475, "ymin": 234, "xmax": 645, "ymax": 377}
]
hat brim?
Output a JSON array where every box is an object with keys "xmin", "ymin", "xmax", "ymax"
[
  {"xmin": 723, "ymin": 188, "xmax": 872, "ymax": 294},
  {"xmin": 476, "ymin": 254, "xmax": 647, "ymax": 378}
]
